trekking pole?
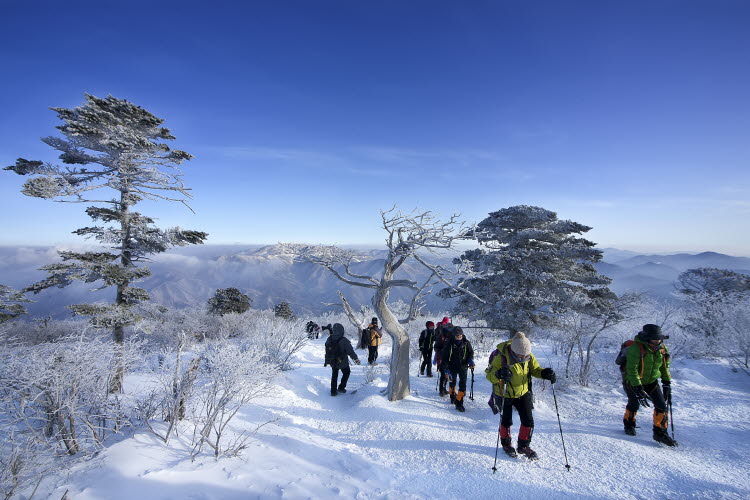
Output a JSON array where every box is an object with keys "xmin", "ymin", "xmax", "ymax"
[
  {"xmin": 551, "ymin": 382, "xmax": 571, "ymax": 471},
  {"xmin": 669, "ymin": 401, "xmax": 675, "ymax": 441},
  {"xmin": 491, "ymin": 393, "xmax": 505, "ymax": 473},
  {"xmin": 469, "ymin": 368, "xmax": 475, "ymax": 401}
]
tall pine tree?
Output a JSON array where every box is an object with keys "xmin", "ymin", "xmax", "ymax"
[
  {"xmin": 445, "ymin": 205, "xmax": 614, "ymax": 334},
  {"xmin": 5, "ymin": 94, "xmax": 207, "ymax": 390}
]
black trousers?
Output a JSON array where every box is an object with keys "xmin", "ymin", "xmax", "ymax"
[
  {"xmin": 501, "ymin": 391, "xmax": 534, "ymax": 429},
  {"xmin": 331, "ymin": 365, "xmax": 351, "ymax": 393},
  {"xmin": 368, "ymin": 346, "xmax": 379, "ymax": 364},
  {"xmin": 447, "ymin": 366, "xmax": 468, "ymax": 392},
  {"xmin": 624, "ymin": 380, "xmax": 667, "ymax": 414},
  {"xmin": 420, "ymin": 348, "xmax": 433, "ymax": 375}
]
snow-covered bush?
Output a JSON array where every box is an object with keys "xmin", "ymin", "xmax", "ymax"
[
  {"xmin": 0, "ymin": 334, "xmax": 142, "ymax": 456},
  {"xmin": 248, "ymin": 312, "xmax": 308, "ymax": 371},
  {"xmin": 190, "ymin": 339, "xmax": 277, "ymax": 458}
]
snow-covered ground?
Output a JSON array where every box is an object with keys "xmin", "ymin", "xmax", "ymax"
[{"xmin": 33, "ymin": 338, "xmax": 750, "ymax": 500}]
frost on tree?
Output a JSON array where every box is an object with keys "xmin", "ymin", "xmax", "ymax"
[
  {"xmin": 208, "ymin": 287, "xmax": 252, "ymax": 316},
  {"xmin": 0, "ymin": 285, "xmax": 29, "ymax": 324},
  {"xmin": 445, "ymin": 205, "xmax": 615, "ymax": 334},
  {"xmin": 300, "ymin": 208, "xmax": 484, "ymax": 401},
  {"xmin": 274, "ymin": 300, "xmax": 295, "ymax": 320},
  {"xmin": 4, "ymin": 94, "xmax": 208, "ymax": 390}
]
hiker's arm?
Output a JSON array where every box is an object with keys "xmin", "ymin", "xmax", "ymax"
[
  {"xmin": 624, "ymin": 344, "xmax": 643, "ymax": 386},
  {"xmin": 529, "ymin": 354, "xmax": 544, "ymax": 378}
]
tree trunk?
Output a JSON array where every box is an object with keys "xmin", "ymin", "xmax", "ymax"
[
  {"xmin": 110, "ymin": 188, "xmax": 131, "ymax": 393},
  {"xmin": 373, "ymin": 268, "xmax": 411, "ymax": 401}
]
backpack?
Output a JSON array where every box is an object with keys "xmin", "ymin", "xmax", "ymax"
[
  {"xmin": 357, "ymin": 328, "xmax": 369, "ymax": 350},
  {"xmin": 324, "ymin": 337, "xmax": 344, "ymax": 367}
]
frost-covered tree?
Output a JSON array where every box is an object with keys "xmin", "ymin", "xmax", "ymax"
[
  {"xmin": 677, "ymin": 267, "xmax": 750, "ymax": 355},
  {"xmin": 0, "ymin": 285, "xmax": 29, "ymax": 324},
  {"xmin": 207, "ymin": 287, "xmax": 252, "ymax": 316},
  {"xmin": 301, "ymin": 208, "xmax": 484, "ymax": 401},
  {"xmin": 273, "ymin": 300, "xmax": 294, "ymax": 320},
  {"xmin": 4, "ymin": 94, "xmax": 208, "ymax": 390},
  {"xmin": 446, "ymin": 205, "xmax": 615, "ymax": 334}
]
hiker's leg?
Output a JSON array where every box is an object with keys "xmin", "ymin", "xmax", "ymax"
[{"xmin": 339, "ymin": 366, "xmax": 351, "ymax": 391}]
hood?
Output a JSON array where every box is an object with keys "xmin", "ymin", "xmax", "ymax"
[{"xmin": 331, "ymin": 323, "xmax": 345, "ymax": 339}]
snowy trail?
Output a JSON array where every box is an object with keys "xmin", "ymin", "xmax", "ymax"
[{"xmin": 41, "ymin": 337, "xmax": 750, "ymax": 500}]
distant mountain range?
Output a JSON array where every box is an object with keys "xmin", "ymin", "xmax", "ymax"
[{"xmin": 1, "ymin": 244, "xmax": 749, "ymax": 319}]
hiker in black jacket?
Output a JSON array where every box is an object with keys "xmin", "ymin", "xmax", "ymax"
[
  {"xmin": 324, "ymin": 323, "xmax": 361, "ymax": 396},
  {"xmin": 440, "ymin": 327, "xmax": 474, "ymax": 412},
  {"xmin": 433, "ymin": 318, "xmax": 453, "ymax": 396},
  {"xmin": 418, "ymin": 321, "xmax": 436, "ymax": 377}
]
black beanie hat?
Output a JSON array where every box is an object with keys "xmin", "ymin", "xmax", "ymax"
[{"xmin": 639, "ymin": 324, "xmax": 668, "ymax": 341}]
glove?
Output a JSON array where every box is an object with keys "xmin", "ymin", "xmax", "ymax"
[
  {"xmin": 541, "ymin": 368, "xmax": 557, "ymax": 384},
  {"xmin": 632, "ymin": 385, "xmax": 652, "ymax": 408},
  {"xmin": 662, "ymin": 380, "xmax": 671, "ymax": 405},
  {"xmin": 432, "ymin": 354, "xmax": 437, "ymax": 366},
  {"xmin": 468, "ymin": 358, "xmax": 475, "ymax": 369},
  {"xmin": 444, "ymin": 369, "xmax": 452, "ymax": 379},
  {"xmin": 354, "ymin": 359, "xmax": 361, "ymax": 365},
  {"xmin": 496, "ymin": 367, "xmax": 512, "ymax": 383}
]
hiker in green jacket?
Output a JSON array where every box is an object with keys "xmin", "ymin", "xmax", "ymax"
[
  {"xmin": 485, "ymin": 332, "xmax": 556, "ymax": 459},
  {"xmin": 622, "ymin": 324, "xmax": 676, "ymax": 446}
]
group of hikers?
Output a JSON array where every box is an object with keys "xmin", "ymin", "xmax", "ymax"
[{"xmin": 317, "ymin": 316, "xmax": 677, "ymax": 461}]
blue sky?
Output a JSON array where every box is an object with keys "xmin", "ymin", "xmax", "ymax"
[{"xmin": 1, "ymin": 0, "xmax": 748, "ymax": 255}]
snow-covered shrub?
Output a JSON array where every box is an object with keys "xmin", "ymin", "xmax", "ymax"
[
  {"xmin": 248, "ymin": 312, "xmax": 308, "ymax": 371},
  {"xmin": 0, "ymin": 316, "xmax": 90, "ymax": 346},
  {"xmin": 190, "ymin": 339, "xmax": 277, "ymax": 458},
  {"xmin": 135, "ymin": 332, "xmax": 200, "ymax": 444},
  {"xmin": 0, "ymin": 334, "xmax": 141, "ymax": 456}
]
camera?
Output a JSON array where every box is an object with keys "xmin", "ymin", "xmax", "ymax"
[{"xmin": 321, "ymin": 323, "xmax": 333, "ymax": 333}]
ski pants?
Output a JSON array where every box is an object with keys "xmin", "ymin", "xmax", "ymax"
[
  {"xmin": 447, "ymin": 366, "xmax": 468, "ymax": 393},
  {"xmin": 331, "ymin": 365, "xmax": 351, "ymax": 392},
  {"xmin": 501, "ymin": 392, "xmax": 534, "ymax": 429},
  {"xmin": 623, "ymin": 379, "xmax": 668, "ymax": 428},
  {"xmin": 368, "ymin": 346, "xmax": 379, "ymax": 364},
  {"xmin": 420, "ymin": 348, "xmax": 433, "ymax": 376},
  {"xmin": 624, "ymin": 380, "xmax": 667, "ymax": 414}
]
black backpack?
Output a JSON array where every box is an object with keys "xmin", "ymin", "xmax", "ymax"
[
  {"xmin": 357, "ymin": 328, "xmax": 369, "ymax": 350},
  {"xmin": 324, "ymin": 337, "xmax": 345, "ymax": 367}
]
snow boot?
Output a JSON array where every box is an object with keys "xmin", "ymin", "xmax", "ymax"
[
  {"xmin": 449, "ymin": 388, "xmax": 456, "ymax": 404},
  {"xmin": 337, "ymin": 387, "xmax": 347, "ymax": 394},
  {"xmin": 501, "ymin": 437, "xmax": 517, "ymax": 458},
  {"xmin": 516, "ymin": 440, "xmax": 538, "ymax": 460},
  {"xmin": 439, "ymin": 385, "xmax": 448, "ymax": 397},
  {"xmin": 330, "ymin": 389, "xmax": 338, "ymax": 396},
  {"xmin": 455, "ymin": 391, "xmax": 466, "ymax": 412},
  {"xmin": 624, "ymin": 409, "xmax": 637, "ymax": 436},
  {"xmin": 653, "ymin": 427, "xmax": 677, "ymax": 447}
]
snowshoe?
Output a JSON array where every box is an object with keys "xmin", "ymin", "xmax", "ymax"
[
  {"xmin": 502, "ymin": 445, "xmax": 518, "ymax": 458},
  {"xmin": 516, "ymin": 445, "xmax": 539, "ymax": 460}
]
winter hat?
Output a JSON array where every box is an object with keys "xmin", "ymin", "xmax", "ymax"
[
  {"xmin": 510, "ymin": 332, "xmax": 532, "ymax": 357},
  {"xmin": 453, "ymin": 326, "xmax": 464, "ymax": 337},
  {"xmin": 371, "ymin": 317, "xmax": 378, "ymax": 324},
  {"xmin": 441, "ymin": 317, "xmax": 451, "ymax": 324},
  {"xmin": 639, "ymin": 324, "xmax": 668, "ymax": 341},
  {"xmin": 426, "ymin": 321, "xmax": 435, "ymax": 328}
]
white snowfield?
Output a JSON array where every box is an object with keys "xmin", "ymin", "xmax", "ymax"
[{"xmin": 44, "ymin": 339, "xmax": 750, "ymax": 500}]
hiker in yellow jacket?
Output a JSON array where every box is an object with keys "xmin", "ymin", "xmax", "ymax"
[
  {"xmin": 367, "ymin": 317, "xmax": 382, "ymax": 365},
  {"xmin": 485, "ymin": 332, "xmax": 556, "ymax": 460}
]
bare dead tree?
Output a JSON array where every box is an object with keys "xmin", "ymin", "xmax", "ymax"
[{"xmin": 300, "ymin": 207, "xmax": 484, "ymax": 401}]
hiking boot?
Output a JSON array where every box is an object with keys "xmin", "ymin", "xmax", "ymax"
[
  {"xmin": 449, "ymin": 392, "xmax": 456, "ymax": 404},
  {"xmin": 455, "ymin": 400, "xmax": 465, "ymax": 412},
  {"xmin": 624, "ymin": 426, "xmax": 636, "ymax": 436},
  {"xmin": 653, "ymin": 428, "xmax": 678, "ymax": 447},
  {"xmin": 516, "ymin": 445, "xmax": 538, "ymax": 460},
  {"xmin": 439, "ymin": 386, "xmax": 447, "ymax": 397},
  {"xmin": 337, "ymin": 387, "xmax": 347, "ymax": 394},
  {"xmin": 330, "ymin": 389, "xmax": 338, "ymax": 396},
  {"xmin": 427, "ymin": 373, "xmax": 433, "ymax": 378},
  {"xmin": 501, "ymin": 438, "xmax": 517, "ymax": 458}
]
